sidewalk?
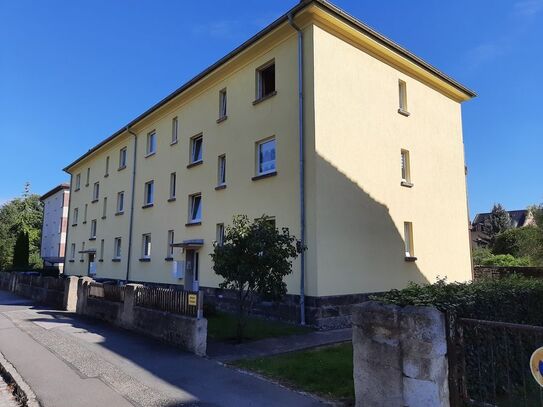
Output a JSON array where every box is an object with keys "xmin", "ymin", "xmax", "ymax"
[
  {"xmin": 208, "ymin": 328, "xmax": 352, "ymax": 362},
  {"xmin": 0, "ymin": 290, "xmax": 323, "ymax": 407}
]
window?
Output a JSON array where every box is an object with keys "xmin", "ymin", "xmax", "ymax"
[
  {"xmin": 256, "ymin": 138, "xmax": 276, "ymax": 175},
  {"xmin": 261, "ymin": 216, "xmax": 276, "ymax": 229},
  {"xmin": 219, "ymin": 88, "xmax": 227, "ymax": 120},
  {"xmin": 99, "ymin": 239, "xmax": 105, "ymax": 261},
  {"xmin": 398, "ymin": 80, "xmax": 408, "ymax": 114},
  {"xmin": 105, "ymin": 156, "xmax": 110, "ymax": 176},
  {"xmin": 84, "ymin": 204, "xmax": 88, "ymax": 223},
  {"xmin": 190, "ymin": 134, "xmax": 203, "ymax": 164},
  {"xmin": 114, "ymin": 237, "xmax": 122, "ymax": 259},
  {"xmin": 401, "ymin": 149, "xmax": 412, "ymax": 185},
  {"xmin": 167, "ymin": 230, "xmax": 174, "ymax": 258},
  {"xmin": 92, "ymin": 182, "xmax": 100, "ymax": 201},
  {"xmin": 144, "ymin": 181, "xmax": 154, "ymax": 206},
  {"xmin": 119, "ymin": 147, "xmax": 127, "ymax": 169},
  {"xmin": 73, "ymin": 208, "xmax": 79, "ymax": 225},
  {"xmin": 146, "ymin": 131, "xmax": 156, "ymax": 156},
  {"xmin": 86, "ymin": 168, "xmax": 90, "ymax": 186},
  {"xmin": 75, "ymin": 174, "xmax": 81, "ymax": 190},
  {"xmin": 169, "ymin": 173, "xmax": 176, "ymax": 199},
  {"xmin": 217, "ymin": 155, "xmax": 226, "ymax": 186},
  {"xmin": 80, "ymin": 242, "xmax": 85, "ymax": 261},
  {"xmin": 102, "ymin": 197, "xmax": 107, "ymax": 218},
  {"xmin": 171, "ymin": 117, "xmax": 178, "ymax": 144},
  {"xmin": 404, "ymin": 222, "xmax": 414, "ymax": 258},
  {"xmin": 90, "ymin": 220, "xmax": 97, "ymax": 239},
  {"xmin": 256, "ymin": 61, "xmax": 276, "ymax": 100},
  {"xmin": 216, "ymin": 223, "xmax": 225, "ymax": 246},
  {"xmin": 70, "ymin": 243, "xmax": 76, "ymax": 260},
  {"xmin": 117, "ymin": 191, "xmax": 125, "ymax": 213},
  {"xmin": 142, "ymin": 234, "xmax": 152, "ymax": 259},
  {"xmin": 188, "ymin": 194, "xmax": 202, "ymax": 224}
]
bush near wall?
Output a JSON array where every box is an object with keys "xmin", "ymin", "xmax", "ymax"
[{"xmin": 373, "ymin": 276, "xmax": 543, "ymax": 326}]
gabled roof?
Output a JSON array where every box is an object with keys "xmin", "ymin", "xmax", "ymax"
[
  {"xmin": 40, "ymin": 183, "xmax": 70, "ymax": 201},
  {"xmin": 63, "ymin": 0, "xmax": 476, "ymax": 173},
  {"xmin": 473, "ymin": 210, "xmax": 529, "ymax": 228}
]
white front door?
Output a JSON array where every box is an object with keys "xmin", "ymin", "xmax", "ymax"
[{"xmin": 185, "ymin": 250, "xmax": 199, "ymax": 291}]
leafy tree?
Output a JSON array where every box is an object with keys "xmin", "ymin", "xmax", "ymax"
[
  {"xmin": 531, "ymin": 204, "xmax": 543, "ymax": 264},
  {"xmin": 211, "ymin": 215, "xmax": 301, "ymax": 341},
  {"xmin": 12, "ymin": 231, "xmax": 29, "ymax": 269},
  {"xmin": 483, "ymin": 203, "xmax": 511, "ymax": 244},
  {"xmin": 0, "ymin": 183, "xmax": 43, "ymax": 270},
  {"xmin": 493, "ymin": 227, "xmax": 541, "ymax": 261},
  {"xmin": 473, "ymin": 247, "xmax": 531, "ymax": 266}
]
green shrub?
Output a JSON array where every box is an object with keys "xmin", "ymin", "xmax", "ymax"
[{"xmin": 472, "ymin": 247, "xmax": 532, "ymax": 266}]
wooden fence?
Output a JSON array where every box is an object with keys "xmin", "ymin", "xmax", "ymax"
[{"xmin": 135, "ymin": 286, "xmax": 202, "ymax": 318}]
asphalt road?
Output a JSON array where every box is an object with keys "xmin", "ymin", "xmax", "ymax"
[{"xmin": 0, "ymin": 290, "xmax": 323, "ymax": 407}]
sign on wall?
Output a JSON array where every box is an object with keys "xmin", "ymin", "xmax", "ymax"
[{"xmin": 188, "ymin": 294, "xmax": 197, "ymax": 306}]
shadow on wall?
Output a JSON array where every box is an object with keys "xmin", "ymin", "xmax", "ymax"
[{"xmin": 314, "ymin": 154, "xmax": 428, "ymax": 295}]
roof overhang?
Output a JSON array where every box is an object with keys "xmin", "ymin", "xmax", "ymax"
[
  {"xmin": 171, "ymin": 239, "xmax": 205, "ymax": 249},
  {"xmin": 40, "ymin": 183, "xmax": 70, "ymax": 201}
]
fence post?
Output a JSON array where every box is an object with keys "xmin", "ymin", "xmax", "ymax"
[
  {"xmin": 121, "ymin": 284, "xmax": 143, "ymax": 328},
  {"xmin": 197, "ymin": 291, "xmax": 204, "ymax": 319},
  {"xmin": 76, "ymin": 277, "xmax": 93, "ymax": 315},
  {"xmin": 63, "ymin": 276, "xmax": 79, "ymax": 312}
]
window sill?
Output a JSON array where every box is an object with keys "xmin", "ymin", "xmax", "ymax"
[
  {"xmin": 398, "ymin": 108, "xmax": 410, "ymax": 117},
  {"xmin": 118, "ymin": 165, "xmax": 126, "ymax": 171},
  {"xmin": 170, "ymin": 140, "xmax": 178, "ymax": 146},
  {"xmin": 185, "ymin": 221, "xmax": 202, "ymax": 227},
  {"xmin": 215, "ymin": 184, "xmax": 227, "ymax": 191},
  {"xmin": 187, "ymin": 160, "xmax": 203, "ymax": 169},
  {"xmin": 72, "ymin": 224, "xmax": 78, "ymax": 227},
  {"xmin": 167, "ymin": 197, "xmax": 176, "ymax": 202},
  {"xmin": 82, "ymin": 221, "xmax": 87, "ymax": 225},
  {"xmin": 98, "ymin": 259, "xmax": 104, "ymax": 263},
  {"xmin": 144, "ymin": 152, "xmax": 156, "ymax": 158},
  {"xmin": 101, "ymin": 216, "xmax": 107, "ymax": 220},
  {"xmin": 252, "ymin": 171, "xmax": 277, "ymax": 181},
  {"xmin": 91, "ymin": 199, "xmax": 99, "ymax": 204},
  {"xmin": 216, "ymin": 116, "xmax": 228, "ymax": 124},
  {"xmin": 253, "ymin": 91, "xmax": 277, "ymax": 105},
  {"xmin": 139, "ymin": 258, "xmax": 151, "ymax": 262},
  {"xmin": 401, "ymin": 181, "xmax": 414, "ymax": 188},
  {"xmin": 142, "ymin": 203, "xmax": 154, "ymax": 209},
  {"xmin": 85, "ymin": 184, "xmax": 89, "ymax": 188},
  {"xmin": 68, "ymin": 260, "xmax": 75, "ymax": 263},
  {"xmin": 74, "ymin": 188, "xmax": 80, "ymax": 192},
  {"xmin": 79, "ymin": 260, "xmax": 84, "ymax": 263},
  {"xmin": 112, "ymin": 258, "xmax": 121, "ymax": 263},
  {"xmin": 89, "ymin": 237, "xmax": 96, "ymax": 241},
  {"xmin": 115, "ymin": 211, "xmax": 124, "ymax": 216},
  {"xmin": 164, "ymin": 257, "xmax": 174, "ymax": 262},
  {"xmin": 104, "ymin": 173, "xmax": 109, "ymax": 178},
  {"xmin": 405, "ymin": 256, "xmax": 418, "ymax": 262}
]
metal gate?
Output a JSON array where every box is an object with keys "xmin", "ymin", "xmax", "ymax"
[{"xmin": 448, "ymin": 315, "xmax": 543, "ymax": 406}]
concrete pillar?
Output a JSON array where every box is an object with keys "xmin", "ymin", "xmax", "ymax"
[
  {"xmin": 63, "ymin": 276, "xmax": 79, "ymax": 312},
  {"xmin": 352, "ymin": 301, "xmax": 450, "ymax": 407},
  {"xmin": 120, "ymin": 284, "xmax": 143, "ymax": 328},
  {"xmin": 76, "ymin": 277, "xmax": 93, "ymax": 315}
]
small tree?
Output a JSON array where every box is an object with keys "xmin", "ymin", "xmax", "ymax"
[
  {"xmin": 483, "ymin": 204, "xmax": 511, "ymax": 244},
  {"xmin": 211, "ymin": 215, "xmax": 300, "ymax": 341},
  {"xmin": 12, "ymin": 231, "xmax": 29, "ymax": 270}
]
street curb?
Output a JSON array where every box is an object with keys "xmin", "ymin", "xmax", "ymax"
[{"xmin": 0, "ymin": 352, "xmax": 40, "ymax": 407}]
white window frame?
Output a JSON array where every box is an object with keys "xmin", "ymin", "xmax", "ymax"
[
  {"xmin": 218, "ymin": 155, "xmax": 226, "ymax": 186},
  {"xmin": 171, "ymin": 117, "xmax": 178, "ymax": 144},
  {"xmin": 216, "ymin": 223, "xmax": 225, "ymax": 246},
  {"xmin": 401, "ymin": 149, "xmax": 411, "ymax": 183},
  {"xmin": 167, "ymin": 230, "xmax": 174, "ymax": 258},
  {"xmin": 219, "ymin": 88, "xmax": 227, "ymax": 119},
  {"xmin": 92, "ymin": 182, "xmax": 100, "ymax": 201},
  {"xmin": 190, "ymin": 134, "xmax": 203, "ymax": 164},
  {"xmin": 404, "ymin": 222, "xmax": 414, "ymax": 258},
  {"xmin": 80, "ymin": 242, "xmax": 85, "ymax": 261},
  {"xmin": 399, "ymin": 80, "xmax": 408, "ymax": 112},
  {"xmin": 169, "ymin": 172, "xmax": 176, "ymax": 199},
  {"xmin": 70, "ymin": 243, "xmax": 76, "ymax": 260},
  {"xmin": 188, "ymin": 193, "xmax": 202, "ymax": 224},
  {"xmin": 144, "ymin": 181, "xmax": 154, "ymax": 205},
  {"xmin": 105, "ymin": 156, "xmax": 110, "ymax": 176},
  {"xmin": 102, "ymin": 197, "xmax": 107, "ymax": 218},
  {"xmin": 99, "ymin": 239, "xmax": 105, "ymax": 261},
  {"xmin": 146, "ymin": 131, "xmax": 157, "ymax": 156},
  {"xmin": 256, "ymin": 137, "xmax": 276, "ymax": 176},
  {"xmin": 142, "ymin": 234, "xmax": 152, "ymax": 259},
  {"xmin": 86, "ymin": 168, "xmax": 90, "ymax": 186},
  {"xmin": 75, "ymin": 174, "xmax": 81, "ymax": 190},
  {"xmin": 117, "ymin": 191, "xmax": 125, "ymax": 213},
  {"xmin": 90, "ymin": 219, "xmax": 97, "ymax": 239},
  {"xmin": 119, "ymin": 147, "xmax": 127, "ymax": 169},
  {"xmin": 256, "ymin": 60, "xmax": 276, "ymax": 100},
  {"xmin": 73, "ymin": 208, "xmax": 79, "ymax": 224},
  {"xmin": 114, "ymin": 237, "xmax": 122, "ymax": 259}
]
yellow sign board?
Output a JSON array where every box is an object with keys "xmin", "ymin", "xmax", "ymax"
[
  {"xmin": 530, "ymin": 347, "xmax": 543, "ymax": 387},
  {"xmin": 188, "ymin": 294, "xmax": 197, "ymax": 306}
]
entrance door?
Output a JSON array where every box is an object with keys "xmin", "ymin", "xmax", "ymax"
[
  {"xmin": 88, "ymin": 253, "xmax": 96, "ymax": 276},
  {"xmin": 185, "ymin": 250, "xmax": 199, "ymax": 291}
]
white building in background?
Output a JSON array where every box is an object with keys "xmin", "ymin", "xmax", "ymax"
[{"xmin": 40, "ymin": 184, "xmax": 70, "ymax": 272}]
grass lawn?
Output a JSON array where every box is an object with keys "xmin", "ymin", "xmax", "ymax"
[
  {"xmin": 207, "ymin": 312, "xmax": 313, "ymax": 342},
  {"xmin": 231, "ymin": 343, "xmax": 354, "ymax": 403}
]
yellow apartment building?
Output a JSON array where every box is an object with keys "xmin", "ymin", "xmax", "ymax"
[{"xmin": 63, "ymin": 0, "xmax": 475, "ymax": 327}]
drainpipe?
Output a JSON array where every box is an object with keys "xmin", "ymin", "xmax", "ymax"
[
  {"xmin": 288, "ymin": 12, "xmax": 306, "ymax": 326},
  {"xmin": 125, "ymin": 127, "xmax": 138, "ymax": 283}
]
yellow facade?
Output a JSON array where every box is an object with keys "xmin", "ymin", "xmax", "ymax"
[{"xmin": 64, "ymin": 1, "xmax": 474, "ymax": 298}]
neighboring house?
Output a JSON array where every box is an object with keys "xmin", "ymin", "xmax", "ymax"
[
  {"xmin": 63, "ymin": 0, "xmax": 475, "ymax": 326},
  {"xmin": 40, "ymin": 184, "xmax": 70, "ymax": 272},
  {"xmin": 471, "ymin": 210, "xmax": 535, "ymax": 247}
]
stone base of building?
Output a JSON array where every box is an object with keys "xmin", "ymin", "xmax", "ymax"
[{"xmin": 201, "ymin": 286, "xmax": 380, "ymax": 330}]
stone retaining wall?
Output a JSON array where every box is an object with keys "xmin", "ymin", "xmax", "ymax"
[{"xmin": 474, "ymin": 266, "xmax": 543, "ymax": 280}]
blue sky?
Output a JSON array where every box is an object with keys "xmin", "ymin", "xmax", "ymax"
[{"xmin": 1, "ymin": 0, "xmax": 541, "ymax": 217}]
